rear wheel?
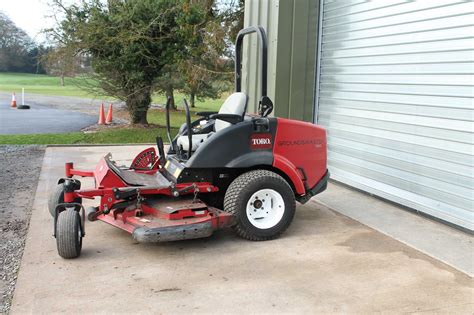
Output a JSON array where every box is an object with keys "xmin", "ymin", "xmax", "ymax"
[
  {"xmin": 48, "ymin": 183, "xmax": 82, "ymax": 217},
  {"xmin": 56, "ymin": 209, "xmax": 82, "ymax": 259},
  {"xmin": 224, "ymin": 170, "xmax": 296, "ymax": 241}
]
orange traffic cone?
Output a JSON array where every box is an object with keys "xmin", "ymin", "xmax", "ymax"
[
  {"xmin": 10, "ymin": 92, "xmax": 17, "ymax": 108},
  {"xmin": 105, "ymin": 103, "xmax": 113, "ymax": 124},
  {"xmin": 98, "ymin": 103, "xmax": 106, "ymax": 125}
]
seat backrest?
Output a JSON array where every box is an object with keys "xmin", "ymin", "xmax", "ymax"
[{"xmin": 215, "ymin": 92, "xmax": 248, "ymax": 132}]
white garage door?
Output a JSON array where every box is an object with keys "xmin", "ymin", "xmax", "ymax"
[{"xmin": 316, "ymin": 0, "xmax": 474, "ymax": 230}]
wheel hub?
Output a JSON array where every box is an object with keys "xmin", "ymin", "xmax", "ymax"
[
  {"xmin": 253, "ymin": 199, "xmax": 263, "ymax": 209},
  {"xmin": 246, "ymin": 189, "xmax": 285, "ymax": 229}
]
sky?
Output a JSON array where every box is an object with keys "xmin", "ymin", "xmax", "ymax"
[{"xmin": 1, "ymin": 0, "xmax": 57, "ymax": 43}]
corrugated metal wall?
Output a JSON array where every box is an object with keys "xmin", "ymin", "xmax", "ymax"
[
  {"xmin": 243, "ymin": 0, "xmax": 318, "ymax": 121},
  {"xmin": 273, "ymin": 0, "xmax": 318, "ymax": 121},
  {"xmin": 316, "ymin": 0, "xmax": 474, "ymax": 230},
  {"xmin": 242, "ymin": 0, "xmax": 279, "ymax": 114}
]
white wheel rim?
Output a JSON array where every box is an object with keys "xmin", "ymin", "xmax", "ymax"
[{"xmin": 246, "ymin": 189, "xmax": 285, "ymax": 229}]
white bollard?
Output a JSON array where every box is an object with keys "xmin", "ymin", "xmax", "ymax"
[{"xmin": 22, "ymin": 88, "xmax": 24, "ymax": 105}]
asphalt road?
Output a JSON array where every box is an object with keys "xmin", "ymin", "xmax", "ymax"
[
  {"xmin": 0, "ymin": 92, "xmax": 114, "ymax": 134},
  {"xmin": 0, "ymin": 102, "xmax": 97, "ymax": 134}
]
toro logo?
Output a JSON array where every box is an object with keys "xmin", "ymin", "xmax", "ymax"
[{"xmin": 250, "ymin": 133, "xmax": 273, "ymax": 150}]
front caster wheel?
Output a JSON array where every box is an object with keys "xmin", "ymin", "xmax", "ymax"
[
  {"xmin": 56, "ymin": 209, "xmax": 82, "ymax": 259},
  {"xmin": 48, "ymin": 183, "xmax": 82, "ymax": 217},
  {"xmin": 224, "ymin": 170, "xmax": 296, "ymax": 241}
]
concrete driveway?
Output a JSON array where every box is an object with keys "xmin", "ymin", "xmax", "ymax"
[{"xmin": 11, "ymin": 146, "xmax": 473, "ymax": 313}]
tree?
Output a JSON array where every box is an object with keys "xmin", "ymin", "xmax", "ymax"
[
  {"xmin": 29, "ymin": 45, "xmax": 49, "ymax": 74},
  {"xmin": 0, "ymin": 12, "xmax": 39, "ymax": 73},
  {"xmin": 154, "ymin": 64, "xmax": 183, "ymax": 110},
  {"xmin": 49, "ymin": 0, "xmax": 207, "ymax": 124},
  {"xmin": 153, "ymin": 0, "xmax": 215, "ymax": 110},
  {"xmin": 180, "ymin": 58, "xmax": 229, "ymax": 108},
  {"xmin": 216, "ymin": 0, "xmax": 244, "ymax": 57},
  {"xmin": 42, "ymin": 46, "xmax": 90, "ymax": 86},
  {"xmin": 178, "ymin": 0, "xmax": 234, "ymax": 108}
]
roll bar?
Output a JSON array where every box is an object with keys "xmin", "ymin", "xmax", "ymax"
[
  {"xmin": 235, "ymin": 26, "xmax": 267, "ymax": 96},
  {"xmin": 235, "ymin": 26, "xmax": 273, "ymax": 117}
]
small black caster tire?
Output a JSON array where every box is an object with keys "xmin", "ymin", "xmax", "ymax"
[
  {"xmin": 224, "ymin": 170, "xmax": 296, "ymax": 241},
  {"xmin": 48, "ymin": 183, "xmax": 82, "ymax": 217},
  {"xmin": 17, "ymin": 105, "xmax": 30, "ymax": 109},
  {"xmin": 86, "ymin": 206, "xmax": 99, "ymax": 221},
  {"xmin": 56, "ymin": 209, "xmax": 82, "ymax": 259}
]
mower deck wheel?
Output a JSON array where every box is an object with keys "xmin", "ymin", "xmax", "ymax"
[
  {"xmin": 48, "ymin": 183, "xmax": 82, "ymax": 217},
  {"xmin": 224, "ymin": 170, "xmax": 296, "ymax": 241},
  {"xmin": 56, "ymin": 209, "xmax": 82, "ymax": 259}
]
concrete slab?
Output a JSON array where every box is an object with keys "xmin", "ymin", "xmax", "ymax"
[
  {"xmin": 315, "ymin": 182, "xmax": 474, "ymax": 277},
  {"xmin": 11, "ymin": 146, "xmax": 474, "ymax": 313}
]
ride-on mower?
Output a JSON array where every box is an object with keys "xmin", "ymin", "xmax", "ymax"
[{"xmin": 49, "ymin": 26, "xmax": 329, "ymax": 258}]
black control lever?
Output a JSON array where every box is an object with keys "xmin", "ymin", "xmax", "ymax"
[
  {"xmin": 156, "ymin": 136, "xmax": 166, "ymax": 167},
  {"xmin": 165, "ymin": 97, "xmax": 175, "ymax": 152},
  {"xmin": 182, "ymin": 99, "xmax": 192, "ymax": 159}
]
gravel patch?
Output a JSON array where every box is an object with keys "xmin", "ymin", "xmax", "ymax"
[{"xmin": 0, "ymin": 145, "xmax": 45, "ymax": 314}]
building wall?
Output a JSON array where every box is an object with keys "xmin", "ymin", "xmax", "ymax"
[
  {"xmin": 316, "ymin": 0, "xmax": 474, "ymax": 230},
  {"xmin": 244, "ymin": 0, "xmax": 474, "ymax": 231},
  {"xmin": 242, "ymin": 0, "xmax": 279, "ymax": 114},
  {"xmin": 243, "ymin": 0, "xmax": 319, "ymax": 121}
]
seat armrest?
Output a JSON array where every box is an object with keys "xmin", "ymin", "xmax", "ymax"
[
  {"xmin": 196, "ymin": 111, "xmax": 218, "ymax": 118},
  {"xmin": 209, "ymin": 113, "xmax": 244, "ymax": 124}
]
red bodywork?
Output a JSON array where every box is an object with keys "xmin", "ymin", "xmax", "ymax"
[
  {"xmin": 273, "ymin": 118, "xmax": 327, "ymax": 195},
  {"xmin": 63, "ymin": 156, "xmax": 233, "ymax": 239},
  {"xmin": 60, "ymin": 118, "xmax": 327, "ymax": 242}
]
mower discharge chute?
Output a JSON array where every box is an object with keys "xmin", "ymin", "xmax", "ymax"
[{"xmin": 50, "ymin": 26, "xmax": 329, "ymax": 259}]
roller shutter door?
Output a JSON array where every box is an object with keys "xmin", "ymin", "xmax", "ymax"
[{"xmin": 316, "ymin": 0, "xmax": 474, "ymax": 230}]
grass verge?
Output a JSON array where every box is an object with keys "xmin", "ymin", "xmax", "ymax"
[{"xmin": 0, "ymin": 127, "xmax": 179, "ymax": 145}]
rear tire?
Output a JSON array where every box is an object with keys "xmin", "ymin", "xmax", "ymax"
[
  {"xmin": 224, "ymin": 170, "xmax": 296, "ymax": 241},
  {"xmin": 48, "ymin": 184, "xmax": 82, "ymax": 217},
  {"xmin": 56, "ymin": 209, "xmax": 82, "ymax": 259}
]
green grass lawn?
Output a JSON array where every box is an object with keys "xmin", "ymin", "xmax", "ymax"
[
  {"xmin": 0, "ymin": 72, "xmax": 99, "ymax": 98},
  {"xmin": 0, "ymin": 72, "xmax": 227, "ymax": 145},
  {"xmin": 147, "ymin": 109, "xmax": 200, "ymax": 127},
  {"xmin": 151, "ymin": 94, "xmax": 224, "ymax": 112},
  {"xmin": 0, "ymin": 72, "xmax": 226, "ymax": 110}
]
